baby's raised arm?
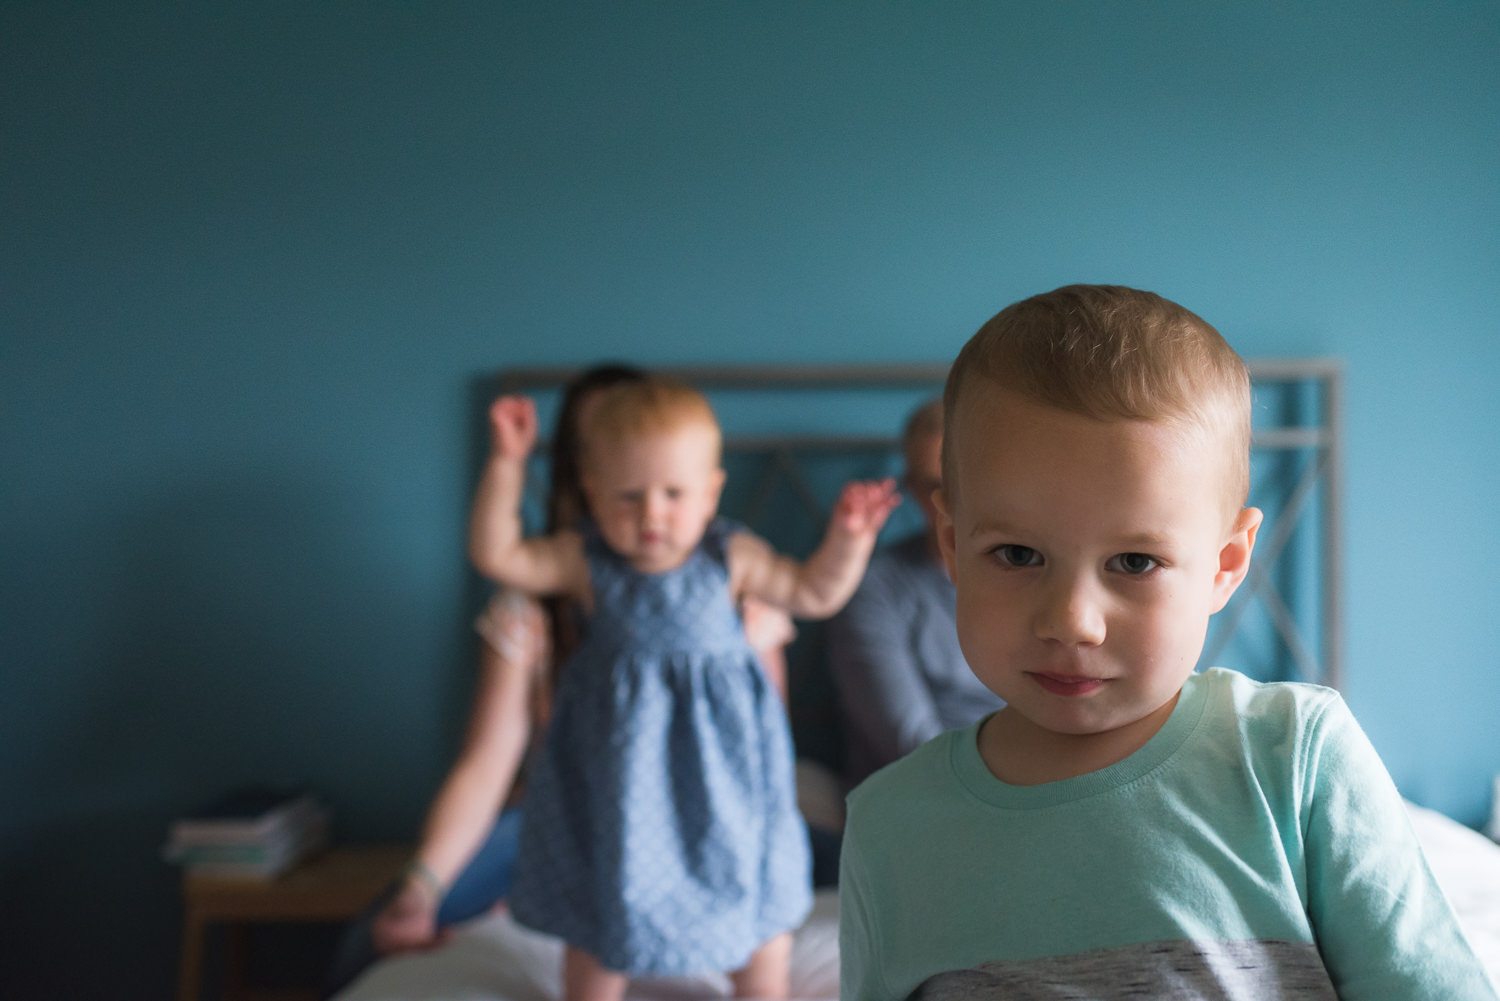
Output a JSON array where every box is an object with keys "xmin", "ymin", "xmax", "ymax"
[
  {"xmin": 730, "ymin": 479, "xmax": 900, "ymax": 619},
  {"xmin": 468, "ymin": 396, "xmax": 589, "ymax": 599}
]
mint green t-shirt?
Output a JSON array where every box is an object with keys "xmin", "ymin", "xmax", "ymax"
[{"xmin": 839, "ymin": 668, "xmax": 1497, "ymax": 1001}]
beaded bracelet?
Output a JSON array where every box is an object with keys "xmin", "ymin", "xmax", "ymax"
[{"xmin": 404, "ymin": 859, "xmax": 446, "ymax": 900}]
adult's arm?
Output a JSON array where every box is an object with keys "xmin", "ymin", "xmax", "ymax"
[
  {"xmin": 371, "ymin": 592, "xmax": 543, "ymax": 954},
  {"xmin": 827, "ymin": 563, "xmax": 945, "ymax": 769}
]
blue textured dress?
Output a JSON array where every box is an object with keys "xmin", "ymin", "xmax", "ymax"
[{"xmin": 508, "ymin": 518, "xmax": 813, "ymax": 975}]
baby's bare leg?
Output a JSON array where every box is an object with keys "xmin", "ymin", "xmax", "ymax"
[
  {"xmin": 563, "ymin": 946, "xmax": 628, "ymax": 1001},
  {"xmin": 730, "ymin": 932, "xmax": 793, "ymax": 999}
]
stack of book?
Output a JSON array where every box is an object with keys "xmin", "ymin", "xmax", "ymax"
[{"xmin": 164, "ymin": 786, "xmax": 331, "ymax": 879}]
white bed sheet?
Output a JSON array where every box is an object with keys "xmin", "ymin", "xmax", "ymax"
[
  {"xmin": 337, "ymin": 804, "xmax": 1500, "ymax": 1000},
  {"xmin": 336, "ymin": 890, "xmax": 840, "ymax": 1001},
  {"xmin": 1404, "ymin": 799, "xmax": 1500, "ymax": 986}
]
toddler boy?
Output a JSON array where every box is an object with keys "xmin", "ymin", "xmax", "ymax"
[{"xmin": 838, "ymin": 285, "xmax": 1496, "ymax": 1000}]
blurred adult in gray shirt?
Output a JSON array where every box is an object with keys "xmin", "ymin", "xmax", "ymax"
[{"xmin": 828, "ymin": 398, "xmax": 1005, "ymax": 788}]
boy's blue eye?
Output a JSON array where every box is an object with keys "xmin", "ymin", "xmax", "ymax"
[
  {"xmin": 992, "ymin": 545, "xmax": 1042, "ymax": 568},
  {"xmin": 1109, "ymin": 552, "xmax": 1159, "ymax": 575}
]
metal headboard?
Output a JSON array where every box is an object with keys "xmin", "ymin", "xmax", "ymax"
[
  {"xmin": 1210, "ymin": 359, "xmax": 1344, "ymax": 690},
  {"xmin": 484, "ymin": 360, "xmax": 1343, "ymax": 691}
]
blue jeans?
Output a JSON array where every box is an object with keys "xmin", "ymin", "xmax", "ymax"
[{"xmin": 434, "ymin": 807, "xmax": 524, "ymax": 924}]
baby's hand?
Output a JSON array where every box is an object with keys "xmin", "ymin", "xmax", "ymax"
[
  {"xmin": 489, "ymin": 396, "xmax": 539, "ymax": 460},
  {"xmin": 832, "ymin": 478, "xmax": 901, "ymax": 539}
]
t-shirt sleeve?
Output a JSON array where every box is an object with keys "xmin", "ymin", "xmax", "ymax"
[{"xmin": 1301, "ymin": 697, "xmax": 1499, "ymax": 1000}]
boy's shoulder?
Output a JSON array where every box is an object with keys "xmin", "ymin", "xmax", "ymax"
[
  {"xmin": 1193, "ymin": 668, "xmax": 1367, "ymax": 794},
  {"xmin": 1195, "ymin": 667, "xmax": 1348, "ymax": 737}
]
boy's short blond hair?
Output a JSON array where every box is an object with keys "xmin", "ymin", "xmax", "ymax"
[
  {"xmin": 580, "ymin": 376, "xmax": 723, "ymax": 465},
  {"xmin": 943, "ymin": 285, "xmax": 1251, "ymax": 516}
]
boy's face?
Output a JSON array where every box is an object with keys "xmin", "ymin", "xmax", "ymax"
[
  {"xmin": 583, "ymin": 423, "xmax": 725, "ymax": 574},
  {"xmin": 935, "ymin": 385, "xmax": 1260, "ymax": 748}
]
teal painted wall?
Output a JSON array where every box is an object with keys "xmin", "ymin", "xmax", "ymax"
[{"xmin": 4, "ymin": 3, "xmax": 1497, "ymax": 996}]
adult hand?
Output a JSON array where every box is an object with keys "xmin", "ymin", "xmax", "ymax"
[{"xmin": 371, "ymin": 881, "xmax": 450, "ymax": 956}]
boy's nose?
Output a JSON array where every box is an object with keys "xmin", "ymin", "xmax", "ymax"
[{"xmin": 1033, "ymin": 574, "xmax": 1107, "ymax": 647}]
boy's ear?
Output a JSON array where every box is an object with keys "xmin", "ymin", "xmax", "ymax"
[
  {"xmin": 1211, "ymin": 506, "xmax": 1263, "ymax": 613},
  {"xmin": 933, "ymin": 488, "xmax": 959, "ymax": 583}
]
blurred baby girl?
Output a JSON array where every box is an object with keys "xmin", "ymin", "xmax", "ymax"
[{"xmin": 470, "ymin": 376, "xmax": 897, "ymax": 1001}]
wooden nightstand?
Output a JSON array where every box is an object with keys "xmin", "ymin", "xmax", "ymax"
[{"xmin": 177, "ymin": 843, "xmax": 408, "ymax": 1001}]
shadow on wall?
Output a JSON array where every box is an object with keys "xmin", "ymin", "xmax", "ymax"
[{"xmin": 4, "ymin": 472, "xmax": 457, "ymax": 1000}]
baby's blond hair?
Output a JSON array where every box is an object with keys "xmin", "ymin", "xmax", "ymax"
[
  {"xmin": 943, "ymin": 285, "xmax": 1251, "ymax": 516},
  {"xmin": 580, "ymin": 376, "xmax": 723, "ymax": 466}
]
